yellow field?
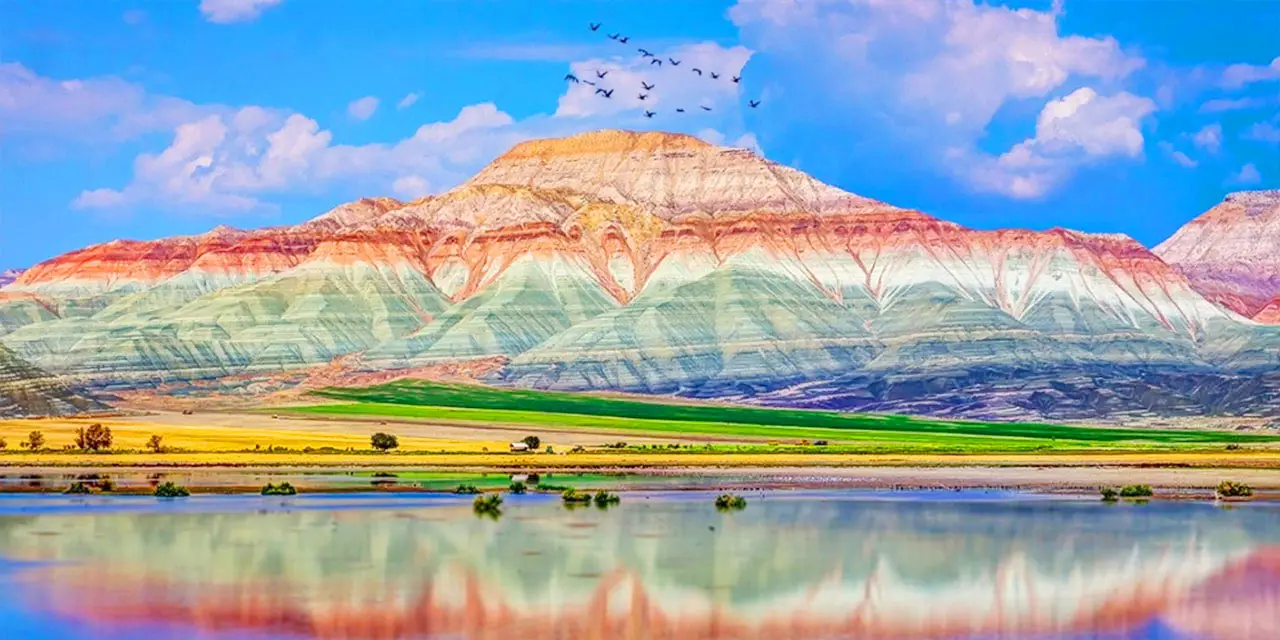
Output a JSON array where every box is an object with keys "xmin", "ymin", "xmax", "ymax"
[{"xmin": 0, "ymin": 417, "xmax": 507, "ymax": 454}]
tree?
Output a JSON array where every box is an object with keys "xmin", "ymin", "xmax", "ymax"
[
  {"xmin": 22, "ymin": 431, "xmax": 45, "ymax": 451},
  {"xmin": 75, "ymin": 423, "xmax": 113, "ymax": 451},
  {"xmin": 0, "ymin": 436, "xmax": 7, "ymax": 450},
  {"xmin": 371, "ymin": 432, "xmax": 399, "ymax": 452},
  {"xmin": 146, "ymin": 435, "xmax": 164, "ymax": 453},
  {"xmin": 521, "ymin": 435, "xmax": 541, "ymax": 450}
]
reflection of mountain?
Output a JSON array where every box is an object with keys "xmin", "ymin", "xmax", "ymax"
[{"xmin": 1, "ymin": 498, "xmax": 1279, "ymax": 638}]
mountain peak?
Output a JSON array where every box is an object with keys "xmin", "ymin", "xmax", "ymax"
[{"xmin": 498, "ymin": 129, "xmax": 711, "ymax": 161}]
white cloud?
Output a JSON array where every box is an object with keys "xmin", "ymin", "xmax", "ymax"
[
  {"xmin": 391, "ymin": 175, "xmax": 431, "ymax": 199},
  {"xmin": 1157, "ymin": 141, "xmax": 1197, "ymax": 168},
  {"xmin": 1220, "ymin": 56, "xmax": 1280, "ymax": 89},
  {"xmin": 729, "ymin": 0, "xmax": 1149, "ymax": 197},
  {"xmin": 396, "ymin": 92, "xmax": 421, "ymax": 110},
  {"xmin": 0, "ymin": 62, "xmax": 217, "ymax": 142},
  {"xmin": 72, "ymin": 103, "xmax": 535, "ymax": 213},
  {"xmin": 1191, "ymin": 123, "xmax": 1222, "ymax": 153},
  {"xmin": 347, "ymin": 96, "xmax": 380, "ymax": 121},
  {"xmin": 963, "ymin": 88, "xmax": 1156, "ymax": 198},
  {"xmin": 1244, "ymin": 121, "xmax": 1280, "ymax": 143},
  {"xmin": 1229, "ymin": 163, "xmax": 1262, "ymax": 185},
  {"xmin": 556, "ymin": 42, "xmax": 753, "ymax": 118},
  {"xmin": 199, "ymin": 0, "xmax": 283, "ymax": 24}
]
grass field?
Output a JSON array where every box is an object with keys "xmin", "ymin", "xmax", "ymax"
[{"xmin": 295, "ymin": 380, "xmax": 1280, "ymax": 452}]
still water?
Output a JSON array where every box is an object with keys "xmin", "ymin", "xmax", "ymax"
[{"xmin": 0, "ymin": 491, "xmax": 1277, "ymax": 640}]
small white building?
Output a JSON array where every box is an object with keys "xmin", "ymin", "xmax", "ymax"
[{"xmin": 509, "ymin": 442, "xmax": 530, "ymax": 452}]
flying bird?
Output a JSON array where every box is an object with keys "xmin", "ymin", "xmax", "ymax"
[
  {"xmin": 650, "ymin": 58, "xmax": 662, "ymax": 66},
  {"xmin": 675, "ymin": 108, "xmax": 685, "ymax": 113},
  {"xmin": 638, "ymin": 93, "xmax": 649, "ymax": 100},
  {"xmin": 710, "ymin": 72, "xmax": 720, "ymax": 79},
  {"xmin": 619, "ymin": 36, "xmax": 630, "ymax": 43},
  {"xmin": 596, "ymin": 88, "xmax": 614, "ymax": 98},
  {"xmin": 584, "ymin": 80, "xmax": 597, "ymax": 86},
  {"xmin": 691, "ymin": 68, "xmax": 703, "ymax": 76},
  {"xmin": 641, "ymin": 81, "xmax": 655, "ymax": 90},
  {"xmin": 700, "ymin": 105, "xmax": 712, "ymax": 111},
  {"xmin": 638, "ymin": 48, "xmax": 653, "ymax": 57},
  {"xmin": 732, "ymin": 75, "xmax": 741, "ymax": 83},
  {"xmin": 748, "ymin": 100, "xmax": 760, "ymax": 108},
  {"xmin": 644, "ymin": 110, "xmax": 656, "ymax": 118},
  {"xmin": 590, "ymin": 22, "xmax": 601, "ymax": 31},
  {"xmin": 608, "ymin": 33, "xmax": 620, "ymax": 40},
  {"xmin": 668, "ymin": 58, "xmax": 681, "ymax": 66},
  {"xmin": 564, "ymin": 74, "xmax": 579, "ymax": 83},
  {"xmin": 596, "ymin": 70, "xmax": 609, "ymax": 79}
]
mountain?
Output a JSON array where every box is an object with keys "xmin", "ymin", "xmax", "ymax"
[
  {"xmin": 0, "ymin": 269, "xmax": 21, "ymax": 287},
  {"xmin": 0, "ymin": 343, "xmax": 106, "ymax": 417},
  {"xmin": 3, "ymin": 130, "xmax": 1280, "ymax": 420},
  {"xmin": 1155, "ymin": 190, "xmax": 1280, "ymax": 322}
]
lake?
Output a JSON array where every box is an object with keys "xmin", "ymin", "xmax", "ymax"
[{"xmin": 0, "ymin": 490, "xmax": 1277, "ymax": 639}]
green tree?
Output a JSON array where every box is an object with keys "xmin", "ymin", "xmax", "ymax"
[
  {"xmin": 146, "ymin": 434, "xmax": 165, "ymax": 453},
  {"xmin": 521, "ymin": 435, "xmax": 541, "ymax": 450},
  {"xmin": 371, "ymin": 432, "xmax": 399, "ymax": 452},
  {"xmin": 75, "ymin": 423, "xmax": 113, "ymax": 451},
  {"xmin": 22, "ymin": 431, "xmax": 45, "ymax": 451}
]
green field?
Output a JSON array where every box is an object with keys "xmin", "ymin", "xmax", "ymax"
[{"xmin": 279, "ymin": 380, "xmax": 1280, "ymax": 453}]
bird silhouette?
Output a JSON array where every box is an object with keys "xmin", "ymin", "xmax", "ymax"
[
  {"xmin": 692, "ymin": 68, "xmax": 703, "ymax": 76},
  {"xmin": 710, "ymin": 72, "xmax": 720, "ymax": 79},
  {"xmin": 732, "ymin": 75, "xmax": 741, "ymax": 83},
  {"xmin": 619, "ymin": 36, "xmax": 630, "ymax": 43},
  {"xmin": 700, "ymin": 105, "xmax": 712, "ymax": 111},
  {"xmin": 641, "ymin": 81, "xmax": 655, "ymax": 90},
  {"xmin": 675, "ymin": 108, "xmax": 685, "ymax": 113},
  {"xmin": 596, "ymin": 88, "xmax": 614, "ymax": 98},
  {"xmin": 748, "ymin": 100, "xmax": 760, "ymax": 108},
  {"xmin": 638, "ymin": 93, "xmax": 649, "ymax": 100},
  {"xmin": 608, "ymin": 33, "xmax": 620, "ymax": 40},
  {"xmin": 596, "ymin": 70, "xmax": 609, "ymax": 79},
  {"xmin": 564, "ymin": 74, "xmax": 579, "ymax": 83},
  {"xmin": 650, "ymin": 58, "xmax": 662, "ymax": 66},
  {"xmin": 590, "ymin": 23, "xmax": 601, "ymax": 31},
  {"xmin": 644, "ymin": 110, "xmax": 656, "ymax": 118},
  {"xmin": 584, "ymin": 80, "xmax": 597, "ymax": 86},
  {"xmin": 668, "ymin": 58, "xmax": 681, "ymax": 66},
  {"xmin": 639, "ymin": 48, "xmax": 653, "ymax": 57}
]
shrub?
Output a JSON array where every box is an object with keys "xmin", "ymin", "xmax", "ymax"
[
  {"xmin": 74, "ymin": 423, "xmax": 113, "ymax": 451},
  {"xmin": 536, "ymin": 482, "xmax": 570, "ymax": 492},
  {"xmin": 521, "ymin": 435, "xmax": 541, "ymax": 450},
  {"xmin": 22, "ymin": 431, "xmax": 45, "ymax": 451},
  {"xmin": 473, "ymin": 493, "xmax": 503, "ymax": 517},
  {"xmin": 508, "ymin": 481, "xmax": 527, "ymax": 494},
  {"xmin": 545, "ymin": 446, "xmax": 555, "ymax": 454},
  {"xmin": 146, "ymin": 435, "xmax": 165, "ymax": 453},
  {"xmin": 154, "ymin": 482, "xmax": 190, "ymax": 498},
  {"xmin": 1100, "ymin": 487, "xmax": 1119, "ymax": 502},
  {"xmin": 454, "ymin": 484, "xmax": 481, "ymax": 495},
  {"xmin": 1226, "ymin": 443, "xmax": 1242, "ymax": 451},
  {"xmin": 593, "ymin": 490, "xmax": 621, "ymax": 507},
  {"xmin": 561, "ymin": 488, "xmax": 594, "ymax": 504},
  {"xmin": 1216, "ymin": 480, "xmax": 1254, "ymax": 498},
  {"xmin": 97, "ymin": 478, "xmax": 115, "ymax": 492},
  {"xmin": 261, "ymin": 482, "xmax": 298, "ymax": 496},
  {"xmin": 63, "ymin": 482, "xmax": 92, "ymax": 495},
  {"xmin": 370, "ymin": 432, "xmax": 399, "ymax": 452},
  {"xmin": 1119, "ymin": 485, "xmax": 1154, "ymax": 498},
  {"xmin": 813, "ymin": 440, "xmax": 829, "ymax": 446},
  {"xmin": 0, "ymin": 437, "xmax": 6, "ymax": 450},
  {"xmin": 715, "ymin": 494, "xmax": 747, "ymax": 510}
]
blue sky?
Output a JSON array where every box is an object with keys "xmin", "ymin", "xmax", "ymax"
[{"xmin": 2, "ymin": 0, "xmax": 1278, "ymax": 269}]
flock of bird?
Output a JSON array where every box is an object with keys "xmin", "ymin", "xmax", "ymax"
[{"xmin": 563, "ymin": 22, "xmax": 761, "ymax": 119}]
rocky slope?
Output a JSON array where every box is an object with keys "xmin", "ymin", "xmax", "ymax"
[
  {"xmin": 1155, "ymin": 190, "xmax": 1280, "ymax": 321},
  {"xmin": 0, "ymin": 344, "xmax": 106, "ymax": 417},
  {"xmin": 3, "ymin": 130, "xmax": 1279, "ymax": 420}
]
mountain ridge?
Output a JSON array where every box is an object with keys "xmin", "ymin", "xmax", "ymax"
[{"xmin": 3, "ymin": 129, "xmax": 1278, "ymax": 420}]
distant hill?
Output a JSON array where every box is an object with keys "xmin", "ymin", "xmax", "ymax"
[{"xmin": 0, "ymin": 343, "xmax": 105, "ymax": 418}]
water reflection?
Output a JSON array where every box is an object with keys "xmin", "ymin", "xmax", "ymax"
[{"xmin": 0, "ymin": 494, "xmax": 1277, "ymax": 639}]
